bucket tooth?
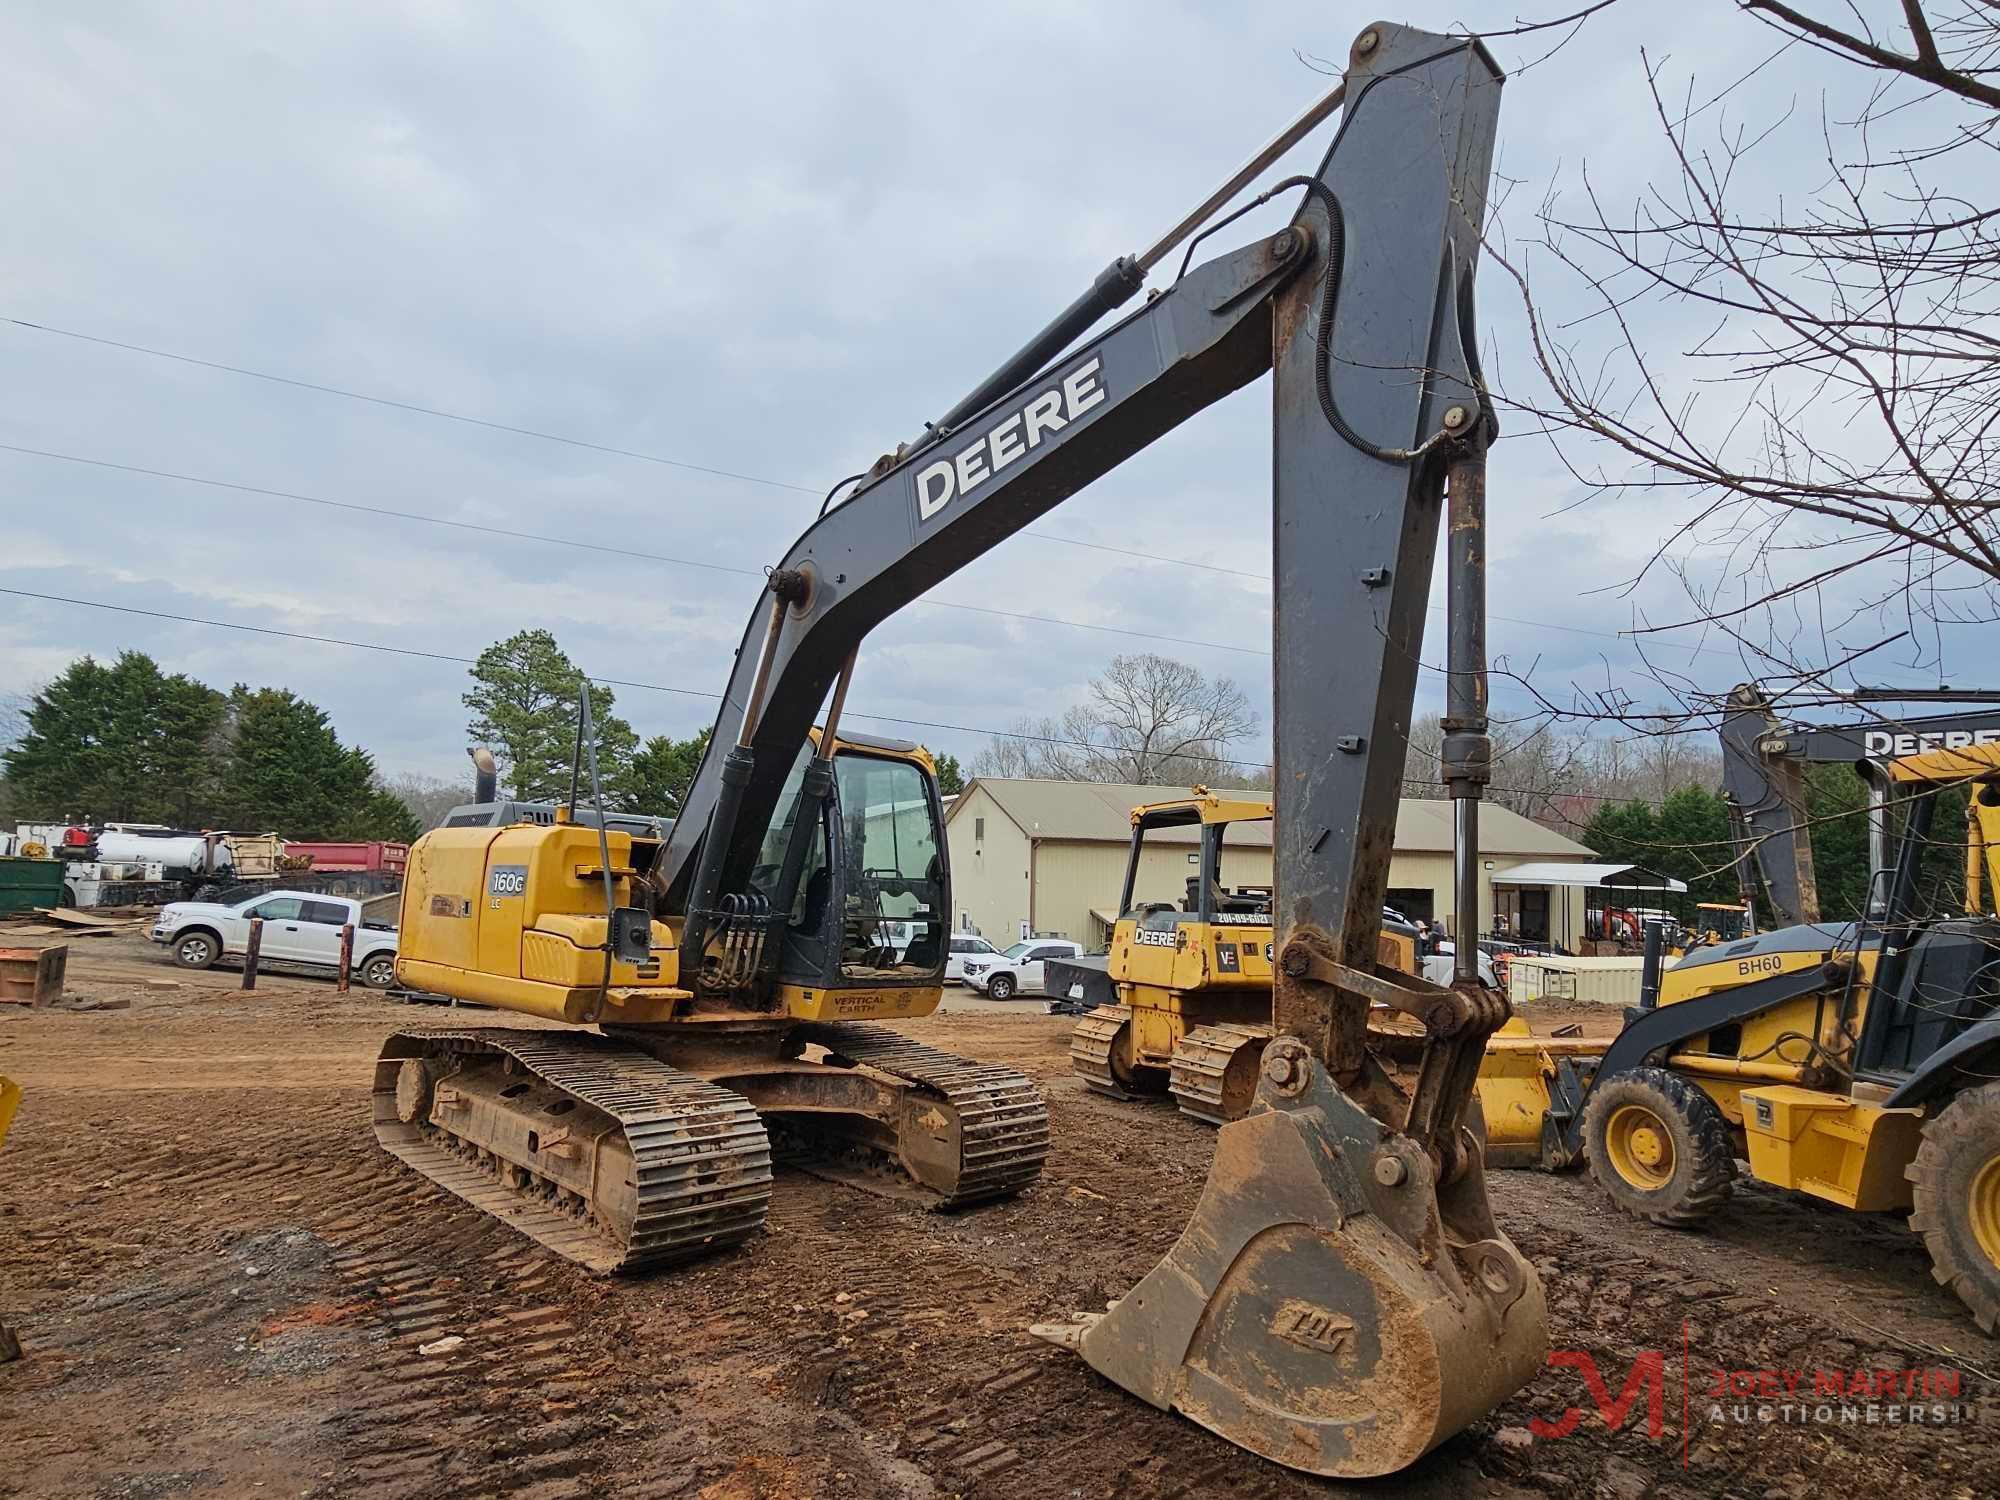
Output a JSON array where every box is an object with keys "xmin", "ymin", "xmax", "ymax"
[{"xmin": 1034, "ymin": 1043, "xmax": 1547, "ymax": 1478}]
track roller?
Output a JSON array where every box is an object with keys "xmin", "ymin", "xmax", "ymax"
[{"xmin": 1068, "ymin": 1004, "xmax": 1166, "ymax": 1101}]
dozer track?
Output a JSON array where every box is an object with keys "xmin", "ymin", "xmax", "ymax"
[
  {"xmin": 1167, "ymin": 1023, "xmax": 1272, "ymax": 1125},
  {"xmin": 792, "ymin": 1021, "xmax": 1049, "ymax": 1206},
  {"xmin": 1069, "ymin": 1004, "xmax": 1147, "ymax": 1100},
  {"xmin": 374, "ymin": 1029, "xmax": 773, "ymax": 1275}
]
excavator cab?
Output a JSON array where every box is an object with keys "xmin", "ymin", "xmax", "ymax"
[{"xmin": 747, "ymin": 734, "xmax": 950, "ymax": 995}]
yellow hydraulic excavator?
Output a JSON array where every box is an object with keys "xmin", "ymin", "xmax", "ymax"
[{"xmin": 379, "ymin": 24, "xmax": 1545, "ymax": 1476}]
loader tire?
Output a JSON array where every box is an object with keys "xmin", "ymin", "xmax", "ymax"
[
  {"xmin": 1583, "ymin": 1066, "xmax": 1734, "ymax": 1227},
  {"xmin": 1908, "ymin": 1081, "xmax": 2000, "ymax": 1334}
]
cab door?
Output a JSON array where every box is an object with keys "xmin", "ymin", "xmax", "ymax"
[
  {"xmin": 296, "ymin": 899, "xmax": 356, "ymax": 966},
  {"xmin": 240, "ymin": 895, "xmax": 309, "ymax": 961}
]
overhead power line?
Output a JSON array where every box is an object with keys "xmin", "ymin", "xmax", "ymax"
[
  {"xmin": 0, "ymin": 442, "xmax": 1265, "ymax": 657},
  {"xmin": 9, "ymin": 314, "xmax": 1772, "ymax": 632},
  {"xmin": 0, "ymin": 438, "xmax": 1727, "ymax": 661},
  {"xmin": 0, "ymin": 584, "xmax": 1268, "ymax": 767},
  {"xmin": 2, "ymin": 314, "xmax": 1260, "ymax": 580}
]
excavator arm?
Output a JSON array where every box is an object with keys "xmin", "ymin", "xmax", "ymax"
[
  {"xmin": 642, "ymin": 23, "xmax": 1541, "ymax": 1476},
  {"xmin": 1722, "ymin": 684, "xmax": 2000, "ymax": 927}
]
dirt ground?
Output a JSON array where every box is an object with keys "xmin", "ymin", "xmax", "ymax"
[{"xmin": 2, "ymin": 934, "xmax": 1996, "ymax": 1499}]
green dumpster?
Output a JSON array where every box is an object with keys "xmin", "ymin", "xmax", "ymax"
[{"xmin": 0, "ymin": 857, "xmax": 64, "ymax": 916}]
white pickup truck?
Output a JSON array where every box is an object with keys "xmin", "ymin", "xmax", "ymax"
[{"xmin": 149, "ymin": 890, "xmax": 399, "ymax": 988}]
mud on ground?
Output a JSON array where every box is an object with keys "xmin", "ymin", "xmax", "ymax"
[{"xmin": 1, "ymin": 934, "xmax": 1995, "ymax": 1498}]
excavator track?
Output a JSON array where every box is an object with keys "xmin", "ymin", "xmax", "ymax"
[
  {"xmin": 1069, "ymin": 1003, "xmax": 1145, "ymax": 1100},
  {"xmin": 373, "ymin": 1029, "xmax": 773, "ymax": 1275},
  {"xmin": 793, "ymin": 1022, "xmax": 1049, "ymax": 1206},
  {"xmin": 1167, "ymin": 1023, "xmax": 1272, "ymax": 1125}
]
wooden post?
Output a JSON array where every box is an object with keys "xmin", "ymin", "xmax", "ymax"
[
  {"xmin": 337, "ymin": 923, "xmax": 354, "ymax": 993},
  {"xmin": 241, "ymin": 917, "xmax": 263, "ymax": 991}
]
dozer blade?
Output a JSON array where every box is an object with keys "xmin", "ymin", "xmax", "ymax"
[{"xmin": 1034, "ymin": 1037, "xmax": 1547, "ymax": 1478}]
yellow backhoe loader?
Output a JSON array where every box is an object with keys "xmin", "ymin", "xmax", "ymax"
[
  {"xmin": 376, "ymin": 25, "xmax": 1546, "ymax": 1476},
  {"xmin": 1519, "ymin": 688, "xmax": 2000, "ymax": 1329}
]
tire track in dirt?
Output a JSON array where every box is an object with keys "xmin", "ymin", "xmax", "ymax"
[{"xmin": 0, "ymin": 1088, "xmax": 666, "ymax": 1498}]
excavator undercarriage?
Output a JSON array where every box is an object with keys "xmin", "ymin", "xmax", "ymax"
[{"xmin": 375, "ymin": 1019, "xmax": 1049, "ymax": 1273}]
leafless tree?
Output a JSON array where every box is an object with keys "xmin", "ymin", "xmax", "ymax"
[
  {"xmin": 972, "ymin": 653, "xmax": 1258, "ymax": 785},
  {"xmin": 1497, "ymin": 2, "xmax": 2000, "ymax": 702},
  {"xmin": 378, "ymin": 771, "xmax": 473, "ymax": 831}
]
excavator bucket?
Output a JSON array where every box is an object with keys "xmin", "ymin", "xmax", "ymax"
[
  {"xmin": 1034, "ymin": 1037, "xmax": 1547, "ymax": 1477},
  {"xmin": 0, "ymin": 1074, "xmax": 17, "ymax": 1148}
]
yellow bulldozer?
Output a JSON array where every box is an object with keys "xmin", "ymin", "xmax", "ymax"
[{"xmin": 1049, "ymin": 792, "xmax": 1606, "ymax": 1162}]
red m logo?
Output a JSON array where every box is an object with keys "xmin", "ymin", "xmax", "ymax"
[{"xmin": 1530, "ymin": 1350, "xmax": 1668, "ymax": 1440}]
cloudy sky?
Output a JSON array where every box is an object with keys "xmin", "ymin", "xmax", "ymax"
[{"xmin": 1, "ymin": 2, "xmax": 1982, "ymax": 787}]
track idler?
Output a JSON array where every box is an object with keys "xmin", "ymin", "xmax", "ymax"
[{"xmin": 1035, "ymin": 936, "xmax": 1549, "ymax": 1477}]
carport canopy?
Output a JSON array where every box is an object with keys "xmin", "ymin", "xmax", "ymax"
[{"xmin": 1490, "ymin": 861, "xmax": 1687, "ymax": 893}]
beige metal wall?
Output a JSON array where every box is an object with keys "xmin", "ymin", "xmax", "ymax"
[
  {"xmin": 1507, "ymin": 955, "xmax": 1644, "ymax": 1007},
  {"xmin": 944, "ymin": 785, "xmax": 1033, "ymax": 942}
]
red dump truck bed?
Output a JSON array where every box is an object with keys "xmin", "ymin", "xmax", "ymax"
[{"xmin": 285, "ymin": 841, "xmax": 409, "ymax": 873}]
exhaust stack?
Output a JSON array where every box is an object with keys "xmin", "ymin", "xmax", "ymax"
[{"xmin": 468, "ymin": 747, "xmax": 498, "ymax": 805}]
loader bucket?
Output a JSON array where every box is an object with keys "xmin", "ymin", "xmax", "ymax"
[
  {"xmin": 1477, "ymin": 1018, "xmax": 1562, "ymax": 1168},
  {"xmin": 1034, "ymin": 1040, "xmax": 1548, "ymax": 1477},
  {"xmin": 1476, "ymin": 1019, "xmax": 1609, "ymax": 1170}
]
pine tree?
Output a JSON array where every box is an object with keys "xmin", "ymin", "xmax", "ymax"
[
  {"xmin": 932, "ymin": 752, "xmax": 965, "ymax": 797},
  {"xmin": 2, "ymin": 652, "xmax": 223, "ymax": 823},
  {"xmin": 222, "ymin": 687, "xmax": 397, "ymax": 838},
  {"xmin": 463, "ymin": 631, "xmax": 637, "ymax": 803},
  {"xmin": 622, "ymin": 726, "xmax": 712, "ymax": 813}
]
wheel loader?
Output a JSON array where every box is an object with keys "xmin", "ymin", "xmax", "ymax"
[
  {"xmin": 1515, "ymin": 688, "xmax": 2000, "ymax": 1330},
  {"xmin": 1055, "ymin": 791, "xmax": 1602, "ymax": 1161},
  {"xmin": 376, "ymin": 24, "xmax": 1547, "ymax": 1476}
]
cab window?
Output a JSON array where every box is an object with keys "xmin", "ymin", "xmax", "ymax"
[{"xmin": 835, "ymin": 754, "xmax": 942, "ymax": 971}]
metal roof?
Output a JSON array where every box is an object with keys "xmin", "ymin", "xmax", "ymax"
[
  {"xmin": 950, "ymin": 779, "xmax": 1594, "ymax": 857},
  {"xmin": 1489, "ymin": 860, "xmax": 1687, "ymax": 892}
]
